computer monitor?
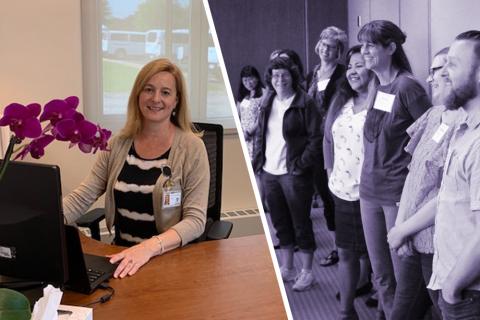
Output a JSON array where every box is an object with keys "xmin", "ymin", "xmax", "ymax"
[{"xmin": 0, "ymin": 160, "xmax": 68, "ymax": 287}]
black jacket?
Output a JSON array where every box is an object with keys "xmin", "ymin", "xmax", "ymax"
[
  {"xmin": 307, "ymin": 64, "xmax": 346, "ymax": 133},
  {"xmin": 252, "ymin": 90, "xmax": 322, "ymax": 176}
]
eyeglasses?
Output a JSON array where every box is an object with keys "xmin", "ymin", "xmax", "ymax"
[
  {"xmin": 429, "ymin": 66, "xmax": 444, "ymax": 77},
  {"xmin": 270, "ymin": 52, "xmax": 290, "ymax": 60},
  {"xmin": 320, "ymin": 41, "xmax": 338, "ymax": 52}
]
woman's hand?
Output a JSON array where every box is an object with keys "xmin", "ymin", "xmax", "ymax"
[
  {"xmin": 108, "ymin": 242, "xmax": 155, "ymax": 278},
  {"xmin": 396, "ymin": 242, "xmax": 414, "ymax": 257},
  {"xmin": 387, "ymin": 225, "xmax": 408, "ymax": 250}
]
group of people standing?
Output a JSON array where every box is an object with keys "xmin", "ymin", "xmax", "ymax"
[{"xmin": 236, "ymin": 20, "xmax": 480, "ymax": 320}]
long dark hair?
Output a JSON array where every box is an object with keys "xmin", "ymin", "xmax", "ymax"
[
  {"xmin": 325, "ymin": 45, "xmax": 372, "ymax": 133},
  {"xmin": 237, "ymin": 65, "xmax": 264, "ymax": 101},
  {"xmin": 358, "ymin": 20, "xmax": 412, "ymax": 74}
]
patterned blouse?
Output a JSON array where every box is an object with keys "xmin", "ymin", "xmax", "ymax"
[
  {"xmin": 113, "ymin": 144, "xmax": 170, "ymax": 247},
  {"xmin": 328, "ymin": 98, "xmax": 367, "ymax": 201},
  {"xmin": 398, "ymin": 105, "xmax": 465, "ymax": 253},
  {"xmin": 239, "ymin": 97, "xmax": 261, "ymax": 160}
]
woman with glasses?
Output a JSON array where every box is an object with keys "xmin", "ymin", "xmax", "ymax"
[
  {"xmin": 308, "ymin": 26, "xmax": 348, "ymax": 268},
  {"xmin": 252, "ymin": 56, "xmax": 322, "ymax": 291},
  {"xmin": 323, "ymin": 45, "xmax": 374, "ymax": 319},
  {"xmin": 63, "ymin": 58, "xmax": 209, "ymax": 279},
  {"xmin": 358, "ymin": 20, "xmax": 431, "ymax": 319}
]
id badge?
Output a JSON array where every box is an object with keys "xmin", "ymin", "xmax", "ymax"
[
  {"xmin": 431, "ymin": 123, "xmax": 449, "ymax": 143},
  {"xmin": 162, "ymin": 185, "xmax": 182, "ymax": 209},
  {"xmin": 373, "ymin": 91, "xmax": 396, "ymax": 113}
]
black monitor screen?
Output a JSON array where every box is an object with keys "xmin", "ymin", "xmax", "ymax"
[{"xmin": 0, "ymin": 160, "xmax": 68, "ymax": 286}]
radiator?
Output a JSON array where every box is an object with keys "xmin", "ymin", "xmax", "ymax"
[
  {"xmin": 221, "ymin": 209, "xmax": 263, "ymax": 238},
  {"xmin": 82, "ymin": 208, "xmax": 264, "ymax": 241}
]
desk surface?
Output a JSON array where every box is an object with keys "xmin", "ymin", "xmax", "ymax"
[{"xmin": 62, "ymin": 234, "xmax": 287, "ymax": 320}]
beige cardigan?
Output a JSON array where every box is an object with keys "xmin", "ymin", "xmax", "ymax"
[{"xmin": 63, "ymin": 127, "xmax": 210, "ymax": 245}]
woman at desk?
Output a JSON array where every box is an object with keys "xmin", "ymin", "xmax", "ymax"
[{"xmin": 63, "ymin": 58, "xmax": 210, "ymax": 279}]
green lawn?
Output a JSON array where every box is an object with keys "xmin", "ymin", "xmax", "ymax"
[{"xmin": 103, "ymin": 60, "xmax": 141, "ymax": 92}]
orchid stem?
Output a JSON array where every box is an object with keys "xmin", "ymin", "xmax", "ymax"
[{"xmin": 0, "ymin": 135, "xmax": 21, "ymax": 183}]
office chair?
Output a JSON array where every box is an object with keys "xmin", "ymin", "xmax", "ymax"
[{"xmin": 76, "ymin": 122, "xmax": 233, "ymax": 242}]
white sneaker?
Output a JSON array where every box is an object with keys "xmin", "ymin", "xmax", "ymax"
[
  {"xmin": 280, "ymin": 266, "xmax": 296, "ymax": 282},
  {"xmin": 292, "ymin": 269, "xmax": 315, "ymax": 291}
]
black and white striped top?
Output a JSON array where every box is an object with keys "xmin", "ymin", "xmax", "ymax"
[{"xmin": 113, "ymin": 144, "xmax": 170, "ymax": 247}]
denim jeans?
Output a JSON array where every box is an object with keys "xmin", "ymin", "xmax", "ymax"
[
  {"xmin": 262, "ymin": 171, "xmax": 315, "ymax": 250},
  {"xmin": 420, "ymin": 253, "xmax": 442, "ymax": 320},
  {"xmin": 439, "ymin": 290, "xmax": 480, "ymax": 320},
  {"xmin": 314, "ymin": 159, "xmax": 335, "ymax": 231},
  {"xmin": 360, "ymin": 198, "xmax": 399, "ymax": 320},
  {"xmin": 361, "ymin": 198, "xmax": 436, "ymax": 320},
  {"xmin": 391, "ymin": 253, "xmax": 431, "ymax": 320}
]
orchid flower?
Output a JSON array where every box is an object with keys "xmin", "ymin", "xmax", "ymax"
[
  {"xmin": 39, "ymin": 97, "xmax": 78, "ymax": 125},
  {"xmin": 79, "ymin": 125, "xmax": 112, "ymax": 154},
  {"xmin": 0, "ymin": 96, "xmax": 111, "ymax": 182},
  {"xmin": 0, "ymin": 103, "xmax": 42, "ymax": 139},
  {"xmin": 15, "ymin": 135, "xmax": 55, "ymax": 160}
]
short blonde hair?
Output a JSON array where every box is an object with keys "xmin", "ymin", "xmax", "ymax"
[
  {"xmin": 121, "ymin": 58, "xmax": 197, "ymax": 137},
  {"xmin": 314, "ymin": 26, "xmax": 348, "ymax": 60}
]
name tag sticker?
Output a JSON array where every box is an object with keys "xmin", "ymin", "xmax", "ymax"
[
  {"xmin": 0, "ymin": 245, "xmax": 14, "ymax": 259},
  {"xmin": 162, "ymin": 188, "xmax": 182, "ymax": 209},
  {"xmin": 373, "ymin": 91, "xmax": 396, "ymax": 113},
  {"xmin": 317, "ymin": 78, "xmax": 330, "ymax": 92},
  {"xmin": 431, "ymin": 123, "xmax": 449, "ymax": 143}
]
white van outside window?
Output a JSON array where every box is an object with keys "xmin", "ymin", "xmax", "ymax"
[
  {"xmin": 145, "ymin": 29, "xmax": 166, "ymax": 58},
  {"xmin": 104, "ymin": 30, "xmax": 146, "ymax": 59}
]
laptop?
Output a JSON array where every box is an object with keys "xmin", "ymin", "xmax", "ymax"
[{"xmin": 64, "ymin": 224, "xmax": 117, "ymax": 294}]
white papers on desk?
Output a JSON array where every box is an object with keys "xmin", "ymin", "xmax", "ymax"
[
  {"xmin": 32, "ymin": 285, "xmax": 63, "ymax": 320},
  {"xmin": 58, "ymin": 305, "xmax": 93, "ymax": 320}
]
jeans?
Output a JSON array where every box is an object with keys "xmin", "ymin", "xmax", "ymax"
[
  {"xmin": 314, "ymin": 158, "xmax": 335, "ymax": 231},
  {"xmin": 420, "ymin": 253, "xmax": 442, "ymax": 320},
  {"xmin": 391, "ymin": 253, "xmax": 431, "ymax": 320},
  {"xmin": 439, "ymin": 290, "xmax": 480, "ymax": 320},
  {"xmin": 360, "ymin": 198, "xmax": 399, "ymax": 320},
  {"xmin": 262, "ymin": 171, "xmax": 315, "ymax": 250}
]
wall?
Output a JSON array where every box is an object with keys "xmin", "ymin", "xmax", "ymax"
[
  {"xmin": 347, "ymin": 0, "xmax": 429, "ymax": 87},
  {"xmin": 209, "ymin": 0, "xmax": 348, "ymax": 100},
  {"xmin": 430, "ymin": 0, "xmax": 480, "ymax": 54},
  {"xmin": 0, "ymin": 0, "xmax": 257, "ymax": 213},
  {"xmin": 347, "ymin": 0, "xmax": 480, "ymax": 91}
]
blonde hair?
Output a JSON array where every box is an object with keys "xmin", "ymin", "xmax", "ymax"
[
  {"xmin": 315, "ymin": 26, "xmax": 348, "ymax": 61},
  {"xmin": 120, "ymin": 58, "xmax": 198, "ymax": 137}
]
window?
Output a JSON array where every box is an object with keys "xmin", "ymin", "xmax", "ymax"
[{"xmin": 81, "ymin": 0, "xmax": 233, "ymax": 133}]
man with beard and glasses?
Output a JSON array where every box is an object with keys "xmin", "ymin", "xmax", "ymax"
[{"xmin": 388, "ymin": 30, "xmax": 480, "ymax": 319}]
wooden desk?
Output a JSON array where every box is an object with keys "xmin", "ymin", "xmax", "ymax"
[{"xmin": 62, "ymin": 235, "xmax": 287, "ymax": 320}]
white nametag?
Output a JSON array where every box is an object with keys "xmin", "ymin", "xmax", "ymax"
[
  {"xmin": 373, "ymin": 91, "xmax": 396, "ymax": 113},
  {"xmin": 0, "ymin": 246, "xmax": 13, "ymax": 259},
  {"xmin": 162, "ymin": 188, "xmax": 182, "ymax": 208},
  {"xmin": 431, "ymin": 123, "xmax": 449, "ymax": 143},
  {"xmin": 317, "ymin": 78, "xmax": 330, "ymax": 92}
]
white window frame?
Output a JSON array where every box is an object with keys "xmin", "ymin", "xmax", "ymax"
[{"xmin": 80, "ymin": 0, "xmax": 235, "ymax": 133}]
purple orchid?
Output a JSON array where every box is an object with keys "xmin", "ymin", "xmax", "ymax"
[
  {"xmin": 39, "ymin": 97, "xmax": 78, "ymax": 125},
  {"xmin": 14, "ymin": 135, "xmax": 55, "ymax": 160},
  {"xmin": 79, "ymin": 125, "xmax": 112, "ymax": 153},
  {"xmin": 0, "ymin": 96, "xmax": 111, "ymax": 183},
  {"xmin": 54, "ymin": 112, "xmax": 98, "ymax": 149},
  {"xmin": 0, "ymin": 103, "xmax": 42, "ymax": 139}
]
